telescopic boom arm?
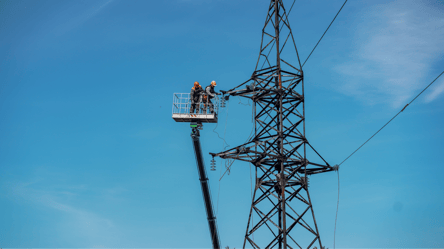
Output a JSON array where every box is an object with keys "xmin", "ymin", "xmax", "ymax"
[{"xmin": 190, "ymin": 123, "xmax": 221, "ymax": 249}]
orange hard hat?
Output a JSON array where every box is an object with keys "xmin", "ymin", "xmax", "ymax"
[
  {"xmin": 211, "ymin": 81, "xmax": 217, "ymax": 86},
  {"xmin": 194, "ymin": 81, "xmax": 199, "ymax": 87}
]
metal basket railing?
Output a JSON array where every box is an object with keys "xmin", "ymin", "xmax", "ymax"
[{"xmin": 172, "ymin": 93, "xmax": 219, "ymax": 115}]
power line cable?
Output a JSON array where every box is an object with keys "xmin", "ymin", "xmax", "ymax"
[
  {"xmin": 338, "ymin": 70, "xmax": 444, "ymax": 167},
  {"xmin": 216, "ymin": 100, "xmax": 230, "ymax": 215},
  {"xmin": 302, "ymin": 0, "xmax": 348, "ymax": 67},
  {"xmin": 212, "ymin": 97, "xmax": 230, "ymax": 149},
  {"xmin": 219, "ymin": 100, "xmax": 256, "ymax": 181},
  {"xmin": 333, "ymin": 170, "xmax": 339, "ymax": 249},
  {"xmin": 333, "ymin": 70, "xmax": 443, "ymax": 248}
]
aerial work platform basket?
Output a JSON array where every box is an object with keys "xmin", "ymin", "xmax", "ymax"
[{"xmin": 172, "ymin": 93, "xmax": 218, "ymax": 123}]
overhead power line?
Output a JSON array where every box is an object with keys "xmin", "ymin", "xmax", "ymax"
[
  {"xmin": 333, "ymin": 70, "xmax": 443, "ymax": 249},
  {"xmin": 302, "ymin": 0, "xmax": 348, "ymax": 67},
  {"xmin": 339, "ymin": 70, "xmax": 444, "ymax": 167},
  {"xmin": 334, "ymin": 170, "xmax": 340, "ymax": 249}
]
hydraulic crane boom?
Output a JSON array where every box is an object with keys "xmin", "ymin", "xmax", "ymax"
[{"xmin": 190, "ymin": 123, "xmax": 221, "ymax": 249}]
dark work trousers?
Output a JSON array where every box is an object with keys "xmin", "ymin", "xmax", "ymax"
[
  {"xmin": 190, "ymin": 98, "xmax": 200, "ymax": 114},
  {"xmin": 205, "ymin": 98, "xmax": 214, "ymax": 114}
]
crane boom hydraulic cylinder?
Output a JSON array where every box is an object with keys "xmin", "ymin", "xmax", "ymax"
[{"xmin": 191, "ymin": 124, "xmax": 221, "ymax": 249}]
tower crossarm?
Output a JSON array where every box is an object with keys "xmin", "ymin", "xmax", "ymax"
[{"xmin": 221, "ymin": 65, "xmax": 302, "ymax": 100}]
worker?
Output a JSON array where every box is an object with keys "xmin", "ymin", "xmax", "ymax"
[
  {"xmin": 190, "ymin": 81, "xmax": 203, "ymax": 116},
  {"xmin": 203, "ymin": 81, "xmax": 221, "ymax": 114}
]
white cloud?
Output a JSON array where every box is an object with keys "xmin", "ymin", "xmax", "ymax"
[
  {"xmin": 5, "ymin": 180, "xmax": 116, "ymax": 245},
  {"xmin": 425, "ymin": 78, "xmax": 444, "ymax": 103},
  {"xmin": 335, "ymin": 0, "xmax": 444, "ymax": 107},
  {"xmin": 11, "ymin": 181, "xmax": 114, "ymax": 224},
  {"xmin": 79, "ymin": 0, "xmax": 115, "ymax": 24},
  {"xmin": 46, "ymin": 0, "xmax": 115, "ymax": 37},
  {"xmin": 53, "ymin": 0, "xmax": 115, "ymax": 35}
]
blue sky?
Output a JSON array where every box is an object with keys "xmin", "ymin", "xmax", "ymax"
[{"xmin": 0, "ymin": 0, "xmax": 443, "ymax": 248}]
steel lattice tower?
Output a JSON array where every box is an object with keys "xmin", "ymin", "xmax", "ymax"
[{"xmin": 211, "ymin": 0, "xmax": 337, "ymax": 248}]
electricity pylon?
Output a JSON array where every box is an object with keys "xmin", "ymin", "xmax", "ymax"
[{"xmin": 211, "ymin": 0, "xmax": 337, "ymax": 248}]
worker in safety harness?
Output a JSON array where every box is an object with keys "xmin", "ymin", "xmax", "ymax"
[
  {"xmin": 190, "ymin": 81, "xmax": 203, "ymax": 116},
  {"xmin": 203, "ymin": 81, "xmax": 221, "ymax": 114}
]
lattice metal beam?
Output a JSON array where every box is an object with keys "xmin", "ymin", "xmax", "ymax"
[{"xmin": 211, "ymin": 1, "xmax": 337, "ymax": 248}]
